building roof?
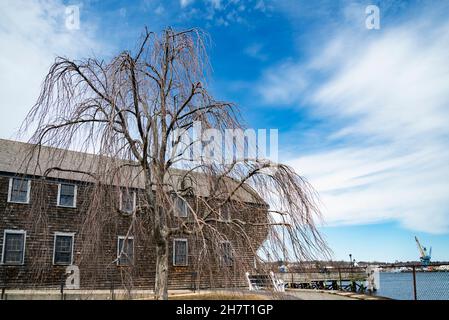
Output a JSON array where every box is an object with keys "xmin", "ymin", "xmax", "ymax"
[{"xmin": 0, "ymin": 138, "xmax": 264, "ymax": 204}]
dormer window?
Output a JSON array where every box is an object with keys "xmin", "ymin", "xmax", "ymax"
[{"xmin": 120, "ymin": 190, "xmax": 136, "ymax": 213}]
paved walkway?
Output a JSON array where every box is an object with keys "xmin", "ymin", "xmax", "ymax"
[
  {"xmin": 1, "ymin": 288, "xmax": 383, "ymax": 300},
  {"xmin": 284, "ymin": 289, "xmax": 356, "ymax": 300},
  {"xmin": 284, "ymin": 289, "xmax": 386, "ymax": 300},
  {"xmin": 169, "ymin": 289, "xmax": 376, "ymax": 300}
]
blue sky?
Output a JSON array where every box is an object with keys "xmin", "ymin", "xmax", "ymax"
[{"xmin": 1, "ymin": 0, "xmax": 449, "ymax": 262}]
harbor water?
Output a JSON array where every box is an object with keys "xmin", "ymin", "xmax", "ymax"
[{"xmin": 375, "ymin": 272, "xmax": 449, "ymax": 300}]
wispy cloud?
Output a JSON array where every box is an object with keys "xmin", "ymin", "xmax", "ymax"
[
  {"xmin": 179, "ymin": 0, "xmax": 269, "ymax": 26},
  {"xmin": 180, "ymin": 0, "xmax": 195, "ymax": 8},
  {"xmin": 244, "ymin": 43, "xmax": 268, "ymax": 61},
  {"xmin": 0, "ymin": 0, "xmax": 108, "ymax": 139},
  {"xmin": 257, "ymin": 61, "xmax": 309, "ymax": 104},
  {"xmin": 154, "ymin": 4, "xmax": 165, "ymax": 15},
  {"xmin": 256, "ymin": 11, "xmax": 449, "ymax": 233}
]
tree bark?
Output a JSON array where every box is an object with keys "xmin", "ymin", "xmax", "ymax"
[
  {"xmin": 153, "ymin": 203, "xmax": 169, "ymax": 300},
  {"xmin": 154, "ymin": 238, "xmax": 169, "ymax": 300}
]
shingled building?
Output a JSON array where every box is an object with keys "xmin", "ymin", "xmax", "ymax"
[{"xmin": 0, "ymin": 138, "xmax": 268, "ymax": 291}]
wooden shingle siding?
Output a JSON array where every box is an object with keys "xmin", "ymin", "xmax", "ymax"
[{"xmin": 0, "ymin": 173, "xmax": 268, "ymax": 290}]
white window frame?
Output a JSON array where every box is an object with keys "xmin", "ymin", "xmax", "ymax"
[
  {"xmin": 117, "ymin": 236, "xmax": 135, "ymax": 266},
  {"xmin": 1, "ymin": 229, "xmax": 27, "ymax": 265},
  {"xmin": 174, "ymin": 196, "xmax": 188, "ymax": 218},
  {"xmin": 119, "ymin": 190, "xmax": 136, "ymax": 213},
  {"xmin": 173, "ymin": 238, "xmax": 188, "ymax": 266},
  {"xmin": 52, "ymin": 232, "xmax": 75, "ymax": 266},
  {"xmin": 7, "ymin": 178, "xmax": 31, "ymax": 204},
  {"xmin": 220, "ymin": 240, "xmax": 233, "ymax": 267},
  {"xmin": 57, "ymin": 183, "xmax": 77, "ymax": 208}
]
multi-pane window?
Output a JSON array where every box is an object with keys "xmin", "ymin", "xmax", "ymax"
[
  {"xmin": 58, "ymin": 184, "xmax": 77, "ymax": 207},
  {"xmin": 174, "ymin": 196, "xmax": 188, "ymax": 217},
  {"xmin": 173, "ymin": 239, "xmax": 188, "ymax": 266},
  {"xmin": 117, "ymin": 236, "xmax": 134, "ymax": 266},
  {"xmin": 1, "ymin": 230, "xmax": 26, "ymax": 264},
  {"xmin": 53, "ymin": 233, "xmax": 74, "ymax": 265},
  {"xmin": 221, "ymin": 241, "xmax": 233, "ymax": 266},
  {"xmin": 8, "ymin": 178, "xmax": 30, "ymax": 203},
  {"xmin": 120, "ymin": 190, "xmax": 135, "ymax": 213}
]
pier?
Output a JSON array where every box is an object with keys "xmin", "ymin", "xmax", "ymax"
[{"xmin": 276, "ymin": 267, "xmax": 373, "ymax": 293}]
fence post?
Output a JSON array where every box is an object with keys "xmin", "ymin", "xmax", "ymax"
[
  {"xmin": 60, "ymin": 275, "xmax": 65, "ymax": 300},
  {"xmin": 338, "ymin": 268, "xmax": 342, "ymax": 290},
  {"xmin": 412, "ymin": 265, "xmax": 417, "ymax": 300},
  {"xmin": 1, "ymin": 268, "xmax": 7, "ymax": 300},
  {"xmin": 110, "ymin": 276, "xmax": 115, "ymax": 300},
  {"xmin": 191, "ymin": 272, "xmax": 197, "ymax": 293}
]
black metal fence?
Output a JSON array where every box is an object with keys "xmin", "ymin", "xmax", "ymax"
[{"xmin": 375, "ymin": 263, "xmax": 449, "ymax": 300}]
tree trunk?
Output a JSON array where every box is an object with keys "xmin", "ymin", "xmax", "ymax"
[{"xmin": 154, "ymin": 239, "xmax": 169, "ymax": 300}]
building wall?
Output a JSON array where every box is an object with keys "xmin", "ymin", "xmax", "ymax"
[{"xmin": 0, "ymin": 173, "xmax": 268, "ymax": 290}]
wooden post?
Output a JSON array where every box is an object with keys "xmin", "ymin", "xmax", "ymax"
[
  {"xmin": 412, "ymin": 265, "xmax": 417, "ymax": 300},
  {"xmin": 110, "ymin": 276, "xmax": 115, "ymax": 300},
  {"xmin": 60, "ymin": 276, "xmax": 65, "ymax": 300},
  {"xmin": 338, "ymin": 268, "xmax": 342, "ymax": 290},
  {"xmin": 191, "ymin": 272, "xmax": 197, "ymax": 293}
]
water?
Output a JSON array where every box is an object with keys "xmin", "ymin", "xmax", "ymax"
[{"xmin": 375, "ymin": 272, "xmax": 449, "ymax": 300}]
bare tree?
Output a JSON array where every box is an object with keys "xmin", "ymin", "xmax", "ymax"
[{"xmin": 19, "ymin": 28, "xmax": 329, "ymax": 299}]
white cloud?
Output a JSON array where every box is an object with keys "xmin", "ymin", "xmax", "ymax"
[
  {"xmin": 179, "ymin": 0, "xmax": 259, "ymax": 27},
  {"xmin": 244, "ymin": 43, "xmax": 268, "ymax": 61},
  {"xmin": 311, "ymin": 24, "xmax": 449, "ymax": 143},
  {"xmin": 257, "ymin": 16, "xmax": 449, "ymax": 233},
  {"xmin": 209, "ymin": 0, "xmax": 222, "ymax": 10},
  {"xmin": 180, "ymin": 0, "xmax": 195, "ymax": 8},
  {"xmin": 288, "ymin": 145, "xmax": 449, "ymax": 233},
  {"xmin": 257, "ymin": 61, "xmax": 309, "ymax": 104},
  {"xmin": 254, "ymin": 0, "xmax": 266, "ymax": 12},
  {"xmin": 154, "ymin": 4, "xmax": 165, "ymax": 15},
  {"xmin": 181, "ymin": 0, "xmax": 222, "ymax": 10},
  {"xmin": 0, "ymin": 0, "xmax": 108, "ymax": 140}
]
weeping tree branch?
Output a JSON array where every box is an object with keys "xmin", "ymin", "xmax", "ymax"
[{"xmin": 18, "ymin": 27, "xmax": 330, "ymax": 300}]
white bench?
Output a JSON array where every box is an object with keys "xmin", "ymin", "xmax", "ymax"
[{"xmin": 245, "ymin": 271, "xmax": 285, "ymax": 292}]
